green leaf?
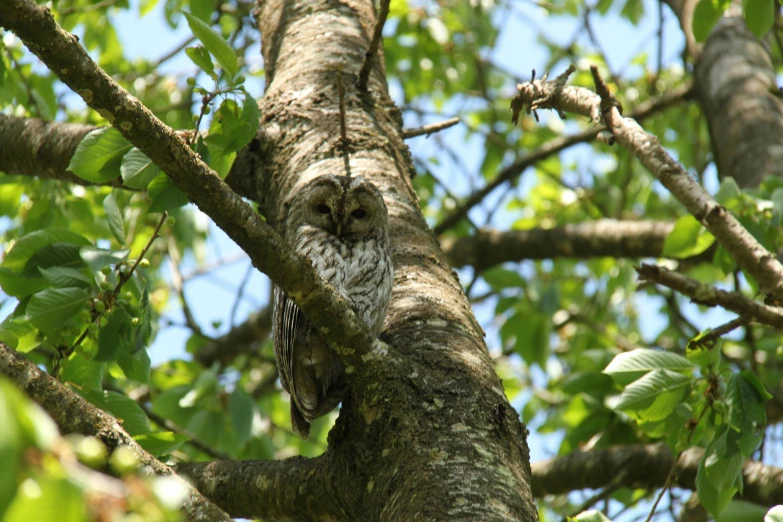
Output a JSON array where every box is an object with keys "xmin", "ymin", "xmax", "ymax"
[
  {"xmin": 2, "ymin": 228, "xmax": 91, "ymax": 271},
  {"xmin": 118, "ymin": 347, "xmax": 151, "ymax": 383},
  {"xmin": 38, "ymin": 266, "xmax": 91, "ymax": 288},
  {"xmin": 3, "ymin": 476, "xmax": 84, "ymax": 522},
  {"xmin": 183, "ymin": 12, "xmax": 238, "ymax": 77},
  {"xmin": 483, "ymin": 267, "xmax": 526, "ymax": 290},
  {"xmin": 80, "ymin": 246, "xmax": 130, "ymax": 274},
  {"xmin": 83, "ymin": 389, "xmax": 151, "ymax": 436},
  {"xmin": 185, "ymin": 46, "xmax": 215, "ymax": 76},
  {"xmin": 604, "ymin": 348, "xmax": 694, "ymax": 385},
  {"xmin": 229, "ymin": 388, "xmax": 254, "ymax": 444},
  {"xmin": 743, "ymin": 0, "xmax": 774, "ymax": 38},
  {"xmin": 693, "ymin": 0, "xmax": 725, "ymax": 42},
  {"xmin": 686, "ymin": 336, "xmax": 722, "ymax": 369},
  {"xmin": 120, "ymin": 147, "xmax": 162, "ymax": 189},
  {"xmin": 148, "ymin": 173, "xmax": 190, "ymax": 212},
  {"xmin": 96, "ymin": 308, "xmax": 133, "ymax": 362},
  {"xmin": 704, "ymin": 427, "xmax": 744, "ymax": 490},
  {"xmin": 103, "ymin": 192, "xmax": 126, "ymax": 245},
  {"xmin": 726, "ymin": 372, "xmax": 769, "ymax": 433},
  {"xmin": 613, "ymin": 369, "xmax": 691, "ymax": 421},
  {"xmin": 133, "ymin": 432, "xmax": 189, "ymax": 457},
  {"xmin": 67, "ymin": 127, "xmax": 132, "ymax": 183},
  {"xmin": 715, "ymin": 500, "xmax": 768, "ymax": 522},
  {"xmin": 662, "ymin": 215, "xmax": 715, "ymax": 257},
  {"xmin": 61, "ymin": 355, "xmax": 104, "ymax": 391},
  {"xmin": 766, "ymin": 506, "xmax": 783, "ymax": 522},
  {"xmin": 0, "ymin": 267, "xmax": 50, "ymax": 298},
  {"xmin": 26, "ymin": 287, "xmax": 90, "ymax": 333},
  {"xmin": 697, "ymin": 454, "xmax": 738, "ymax": 517},
  {"xmin": 203, "ymin": 95, "xmax": 260, "ymax": 158}
]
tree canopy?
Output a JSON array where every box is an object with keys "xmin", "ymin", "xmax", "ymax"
[{"xmin": 1, "ymin": 0, "xmax": 783, "ymax": 521}]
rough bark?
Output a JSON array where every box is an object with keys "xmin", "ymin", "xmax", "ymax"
[
  {"xmin": 442, "ymin": 220, "xmax": 674, "ymax": 271},
  {"xmin": 0, "ymin": 113, "xmax": 120, "ymax": 186},
  {"xmin": 694, "ymin": 16, "xmax": 783, "ymax": 189},
  {"xmin": 531, "ymin": 443, "xmax": 783, "ymax": 507},
  {"xmin": 0, "ymin": 0, "xmax": 539, "ymax": 520},
  {"xmin": 0, "ymin": 113, "xmax": 257, "ymax": 199},
  {"xmin": 0, "ymin": 343, "xmax": 232, "ymax": 522},
  {"xmin": 241, "ymin": 0, "xmax": 539, "ymax": 519},
  {"xmin": 510, "ymin": 69, "xmax": 783, "ymax": 303}
]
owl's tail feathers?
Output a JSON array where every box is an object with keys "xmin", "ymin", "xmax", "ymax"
[{"xmin": 290, "ymin": 402, "xmax": 311, "ymax": 439}]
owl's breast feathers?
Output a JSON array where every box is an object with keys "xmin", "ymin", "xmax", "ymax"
[{"xmin": 292, "ymin": 225, "xmax": 393, "ymax": 333}]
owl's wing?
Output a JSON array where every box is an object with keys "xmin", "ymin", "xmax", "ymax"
[{"xmin": 273, "ymin": 285, "xmax": 300, "ymax": 394}]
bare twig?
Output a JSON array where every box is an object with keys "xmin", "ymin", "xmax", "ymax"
[
  {"xmin": 357, "ymin": 0, "xmax": 390, "ymax": 91},
  {"xmin": 335, "ymin": 70, "xmax": 352, "ymax": 178},
  {"xmin": 167, "ymin": 234, "xmax": 207, "ymax": 337},
  {"xmin": 435, "ymin": 83, "xmax": 691, "ymax": 234},
  {"xmin": 402, "ymin": 117, "xmax": 461, "ymax": 139},
  {"xmin": 689, "ymin": 317, "xmax": 749, "ymax": 349},
  {"xmin": 636, "ymin": 264, "xmax": 783, "ymax": 329}
]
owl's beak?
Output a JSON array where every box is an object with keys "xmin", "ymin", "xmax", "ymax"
[{"xmin": 335, "ymin": 222, "xmax": 343, "ymax": 237}]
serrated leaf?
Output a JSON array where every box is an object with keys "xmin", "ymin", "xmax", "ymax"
[
  {"xmin": 67, "ymin": 128, "xmax": 131, "ymax": 183},
  {"xmin": 83, "ymin": 389, "xmax": 151, "ymax": 435},
  {"xmin": 743, "ymin": 0, "xmax": 774, "ymax": 38},
  {"xmin": 704, "ymin": 427, "xmax": 745, "ymax": 491},
  {"xmin": 96, "ymin": 308, "xmax": 132, "ymax": 362},
  {"xmin": 0, "ymin": 267, "xmax": 50, "ymax": 298},
  {"xmin": 686, "ymin": 337, "xmax": 722, "ymax": 369},
  {"xmin": 183, "ymin": 12, "xmax": 237, "ymax": 77},
  {"xmin": 61, "ymin": 355, "xmax": 105, "ymax": 391},
  {"xmin": 26, "ymin": 288, "xmax": 90, "ymax": 333},
  {"xmin": 185, "ymin": 46, "xmax": 215, "ymax": 76},
  {"xmin": 662, "ymin": 215, "xmax": 715, "ymax": 257},
  {"xmin": 2, "ymin": 228, "xmax": 91, "ymax": 271},
  {"xmin": 148, "ymin": 173, "xmax": 190, "ymax": 212},
  {"xmin": 23, "ymin": 243, "xmax": 85, "ymax": 276},
  {"xmin": 133, "ymin": 432, "xmax": 189, "ymax": 457},
  {"xmin": 693, "ymin": 0, "xmax": 725, "ymax": 42},
  {"xmin": 38, "ymin": 266, "xmax": 91, "ymax": 288},
  {"xmin": 613, "ymin": 369, "xmax": 690, "ymax": 421},
  {"xmin": 229, "ymin": 388, "xmax": 254, "ymax": 444},
  {"xmin": 118, "ymin": 347, "xmax": 151, "ymax": 383},
  {"xmin": 120, "ymin": 147, "xmax": 162, "ymax": 189},
  {"xmin": 604, "ymin": 348, "xmax": 694, "ymax": 385},
  {"xmin": 697, "ymin": 455, "xmax": 738, "ymax": 517},
  {"xmin": 103, "ymin": 193, "xmax": 126, "ymax": 245},
  {"xmin": 726, "ymin": 372, "xmax": 768, "ymax": 432}
]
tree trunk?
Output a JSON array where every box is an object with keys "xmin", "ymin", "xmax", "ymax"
[{"xmin": 220, "ymin": 0, "xmax": 539, "ymax": 519}]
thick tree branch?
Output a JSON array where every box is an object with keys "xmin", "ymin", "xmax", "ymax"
[
  {"xmin": 0, "ymin": 113, "xmax": 257, "ymax": 199},
  {"xmin": 0, "ymin": 0, "xmax": 375, "ymax": 370},
  {"xmin": 442, "ymin": 220, "xmax": 674, "ymax": 271},
  {"xmin": 176, "ymin": 457, "xmax": 348, "ymax": 520},
  {"xmin": 531, "ymin": 443, "xmax": 783, "ymax": 508},
  {"xmin": 0, "ymin": 113, "xmax": 122, "ymax": 186},
  {"xmin": 694, "ymin": 16, "xmax": 783, "ymax": 189},
  {"xmin": 509, "ymin": 67, "xmax": 783, "ymax": 304},
  {"xmin": 0, "ymin": 343, "xmax": 232, "ymax": 522},
  {"xmin": 636, "ymin": 264, "xmax": 783, "ymax": 329},
  {"xmin": 434, "ymin": 84, "xmax": 692, "ymax": 235}
]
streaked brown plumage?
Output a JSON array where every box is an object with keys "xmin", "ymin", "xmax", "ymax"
[{"xmin": 272, "ymin": 175, "xmax": 393, "ymax": 438}]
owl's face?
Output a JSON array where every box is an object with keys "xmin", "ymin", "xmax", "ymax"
[{"xmin": 285, "ymin": 175, "xmax": 389, "ymax": 242}]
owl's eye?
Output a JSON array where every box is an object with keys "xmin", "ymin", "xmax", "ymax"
[
  {"xmin": 351, "ymin": 208, "xmax": 367, "ymax": 219},
  {"xmin": 317, "ymin": 204, "xmax": 331, "ymax": 215}
]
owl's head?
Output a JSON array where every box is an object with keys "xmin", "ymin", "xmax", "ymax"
[{"xmin": 285, "ymin": 175, "xmax": 390, "ymax": 242}]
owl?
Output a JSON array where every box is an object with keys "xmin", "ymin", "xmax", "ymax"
[{"xmin": 272, "ymin": 175, "xmax": 394, "ymax": 438}]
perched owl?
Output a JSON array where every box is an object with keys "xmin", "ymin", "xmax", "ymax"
[{"xmin": 272, "ymin": 175, "xmax": 394, "ymax": 438}]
